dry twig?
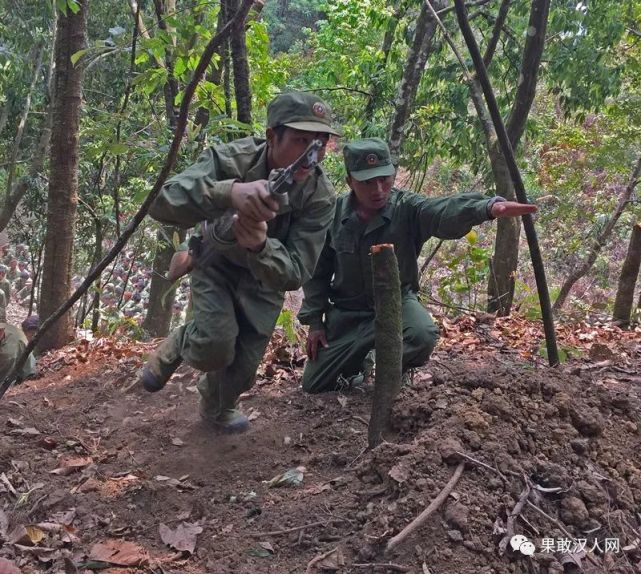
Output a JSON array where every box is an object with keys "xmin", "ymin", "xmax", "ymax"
[
  {"xmin": 386, "ymin": 462, "xmax": 465, "ymax": 554},
  {"xmin": 526, "ymin": 500, "xmax": 601, "ymax": 567},
  {"xmin": 305, "ymin": 546, "xmax": 339, "ymax": 574},
  {"xmin": 352, "ymin": 563, "xmax": 411, "ymax": 572},
  {"xmin": 251, "ymin": 518, "xmax": 345, "ymax": 537},
  {"xmin": 499, "ymin": 483, "xmax": 531, "ymax": 555}
]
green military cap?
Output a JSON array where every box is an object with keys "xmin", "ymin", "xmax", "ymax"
[
  {"xmin": 343, "ymin": 137, "xmax": 396, "ymax": 181},
  {"xmin": 267, "ymin": 91, "xmax": 341, "ymax": 136}
]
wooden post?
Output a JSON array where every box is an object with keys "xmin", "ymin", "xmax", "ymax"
[{"xmin": 368, "ymin": 244, "xmax": 403, "ymax": 449}]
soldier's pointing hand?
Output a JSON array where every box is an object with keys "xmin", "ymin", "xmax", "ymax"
[
  {"xmin": 490, "ymin": 201, "xmax": 538, "ymax": 218},
  {"xmin": 231, "ymin": 181, "xmax": 279, "ymax": 222}
]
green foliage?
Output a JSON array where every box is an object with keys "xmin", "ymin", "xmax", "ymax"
[
  {"xmin": 263, "ymin": 0, "xmax": 322, "ymax": 54},
  {"xmin": 433, "ymin": 232, "xmax": 492, "ymax": 312},
  {"xmin": 546, "ymin": 0, "xmax": 628, "ymax": 115},
  {"xmin": 276, "ymin": 308, "xmax": 300, "ymax": 344},
  {"xmin": 56, "ymin": 0, "xmax": 80, "ymax": 16}
]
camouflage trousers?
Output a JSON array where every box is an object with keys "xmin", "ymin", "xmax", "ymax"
[
  {"xmin": 301, "ymin": 293, "xmax": 439, "ymax": 393},
  {"xmin": 156, "ymin": 260, "xmax": 282, "ymax": 414}
]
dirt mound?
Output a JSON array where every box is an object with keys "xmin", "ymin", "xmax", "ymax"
[
  {"xmin": 0, "ymin": 320, "xmax": 640, "ymax": 573},
  {"xmin": 355, "ymin": 361, "xmax": 641, "ymax": 572}
]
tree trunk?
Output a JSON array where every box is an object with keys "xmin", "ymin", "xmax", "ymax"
[
  {"xmin": 142, "ymin": 227, "xmax": 185, "ymax": 336},
  {"xmin": 5, "ymin": 43, "xmax": 44, "ymax": 197},
  {"xmin": 142, "ymin": 0, "xmax": 181, "ymax": 332},
  {"xmin": 486, "ymin": 0, "xmax": 550, "ymax": 315},
  {"xmin": 0, "ymin": 32, "xmax": 55, "ymax": 233},
  {"xmin": 553, "ymin": 156, "xmax": 641, "ymax": 313},
  {"xmin": 362, "ymin": 0, "xmax": 404, "ymax": 134},
  {"xmin": 194, "ymin": 0, "xmax": 232, "ymax": 134},
  {"xmin": 90, "ymin": 219, "xmax": 103, "ymax": 333},
  {"xmin": 38, "ymin": 0, "xmax": 87, "ymax": 351},
  {"xmin": 612, "ymin": 223, "xmax": 641, "ymax": 327},
  {"xmin": 388, "ymin": 0, "xmax": 447, "ymax": 160},
  {"xmin": 227, "ymin": 0, "xmax": 252, "ymax": 125},
  {"xmin": 0, "ymin": 105, "xmax": 8, "ymax": 136},
  {"xmin": 368, "ymin": 244, "xmax": 403, "ymax": 449}
]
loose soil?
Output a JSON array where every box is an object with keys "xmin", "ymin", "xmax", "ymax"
[{"xmin": 1, "ymin": 313, "xmax": 640, "ymax": 574}]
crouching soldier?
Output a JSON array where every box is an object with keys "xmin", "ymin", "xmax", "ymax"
[{"xmin": 298, "ymin": 138, "xmax": 537, "ymax": 393}]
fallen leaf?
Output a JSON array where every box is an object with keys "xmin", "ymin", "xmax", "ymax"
[
  {"xmin": 318, "ymin": 547, "xmax": 345, "ymax": 570},
  {"xmin": 337, "ymin": 396, "xmax": 348, "ymax": 408},
  {"xmin": 264, "ymin": 466, "xmax": 305, "ymax": 488},
  {"xmin": 13, "ymin": 544, "xmax": 57, "ymax": 562},
  {"xmin": 25, "ymin": 525, "xmax": 45, "ymax": 544},
  {"xmin": 0, "ymin": 557, "xmax": 21, "ymax": 574},
  {"xmin": 158, "ymin": 522, "xmax": 202, "ymax": 554},
  {"xmin": 50, "ymin": 456, "xmax": 92, "ymax": 476},
  {"xmin": 247, "ymin": 410, "xmax": 261, "ymax": 421},
  {"xmin": 39, "ymin": 437, "xmax": 58, "ymax": 450},
  {"xmin": 171, "ymin": 437, "xmax": 184, "ymax": 446},
  {"xmin": 247, "ymin": 546, "xmax": 273, "ymax": 558},
  {"xmin": 388, "ymin": 462, "xmax": 410, "ymax": 483},
  {"xmin": 49, "ymin": 509, "xmax": 76, "ymax": 526},
  {"xmin": 63, "ymin": 557, "xmax": 79, "ymax": 574},
  {"xmin": 307, "ymin": 482, "xmax": 332, "ymax": 495},
  {"xmin": 89, "ymin": 539, "xmax": 149, "ymax": 567},
  {"xmin": 7, "ymin": 418, "xmax": 23, "ymax": 428},
  {"xmin": 258, "ymin": 541, "xmax": 275, "ymax": 553},
  {"xmin": 9, "ymin": 525, "xmax": 33, "ymax": 546}
]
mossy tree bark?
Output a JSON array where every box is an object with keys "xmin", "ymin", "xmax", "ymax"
[
  {"xmin": 368, "ymin": 244, "xmax": 403, "ymax": 449},
  {"xmin": 612, "ymin": 223, "xmax": 641, "ymax": 327}
]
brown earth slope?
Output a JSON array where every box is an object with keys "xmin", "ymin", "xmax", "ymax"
[{"xmin": 0, "ymin": 316, "xmax": 640, "ymax": 574}]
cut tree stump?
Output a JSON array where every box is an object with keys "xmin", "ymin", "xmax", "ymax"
[{"xmin": 368, "ymin": 244, "xmax": 403, "ymax": 449}]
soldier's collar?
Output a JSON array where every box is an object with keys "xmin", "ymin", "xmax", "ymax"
[
  {"xmin": 245, "ymin": 143, "xmax": 270, "ymax": 181},
  {"xmin": 341, "ymin": 189, "xmax": 396, "ymax": 223}
]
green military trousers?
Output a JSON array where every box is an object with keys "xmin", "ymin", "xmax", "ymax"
[
  {"xmin": 301, "ymin": 293, "xmax": 439, "ymax": 394},
  {"xmin": 157, "ymin": 258, "xmax": 281, "ymax": 414}
]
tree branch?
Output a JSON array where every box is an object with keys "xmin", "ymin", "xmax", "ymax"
[
  {"xmin": 505, "ymin": 0, "xmax": 550, "ymax": 146},
  {"xmin": 453, "ymin": 0, "xmax": 559, "ymax": 365},
  {"xmin": 5, "ymin": 43, "xmax": 45, "ymax": 196},
  {"xmin": 482, "ymin": 0, "xmax": 511, "ymax": 68},
  {"xmin": 553, "ymin": 155, "xmax": 641, "ymax": 312}
]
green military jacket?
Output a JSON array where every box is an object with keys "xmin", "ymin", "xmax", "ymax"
[
  {"xmin": 150, "ymin": 137, "xmax": 336, "ymax": 297},
  {"xmin": 0, "ymin": 278, "xmax": 10, "ymax": 305},
  {"xmin": 0, "ymin": 323, "xmax": 35, "ymax": 382},
  {"xmin": 299, "ymin": 188, "xmax": 494, "ymax": 330}
]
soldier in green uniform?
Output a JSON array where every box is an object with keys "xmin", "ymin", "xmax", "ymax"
[
  {"xmin": 0, "ymin": 265, "xmax": 11, "ymax": 306},
  {"xmin": 7, "ymin": 259, "xmax": 19, "ymax": 283},
  {"xmin": 298, "ymin": 138, "xmax": 537, "ymax": 393},
  {"xmin": 0, "ymin": 289, "xmax": 6, "ymax": 323},
  {"xmin": 140, "ymin": 91, "xmax": 341, "ymax": 432},
  {"xmin": 0, "ymin": 322, "xmax": 36, "ymax": 383}
]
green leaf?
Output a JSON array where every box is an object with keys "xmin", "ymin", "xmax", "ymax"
[
  {"xmin": 66, "ymin": 0, "xmax": 81, "ymax": 14},
  {"xmin": 70, "ymin": 48, "xmax": 89, "ymax": 66},
  {"xmin": 247, "ymin": 547, "xmax": 272, "ymax": 558},
  {"xmin": 464, "ymin": 230, "xmax": 477, "ymax": 245},
  {"xmin": 108, "ymin": 142, "xmax": 128, "ymax": 155}
]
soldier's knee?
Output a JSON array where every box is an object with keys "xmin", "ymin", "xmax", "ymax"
[
  {"xmin": 410, "ymin": 324, "xmax": 439, "ymax": 351},
  {"xmin": 301, "ymin": 366, "xmax": 335, "ymax": 394},
  {"xmin": 187, "ymin": 336, "xmax": 235, "ymax": 372}
]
